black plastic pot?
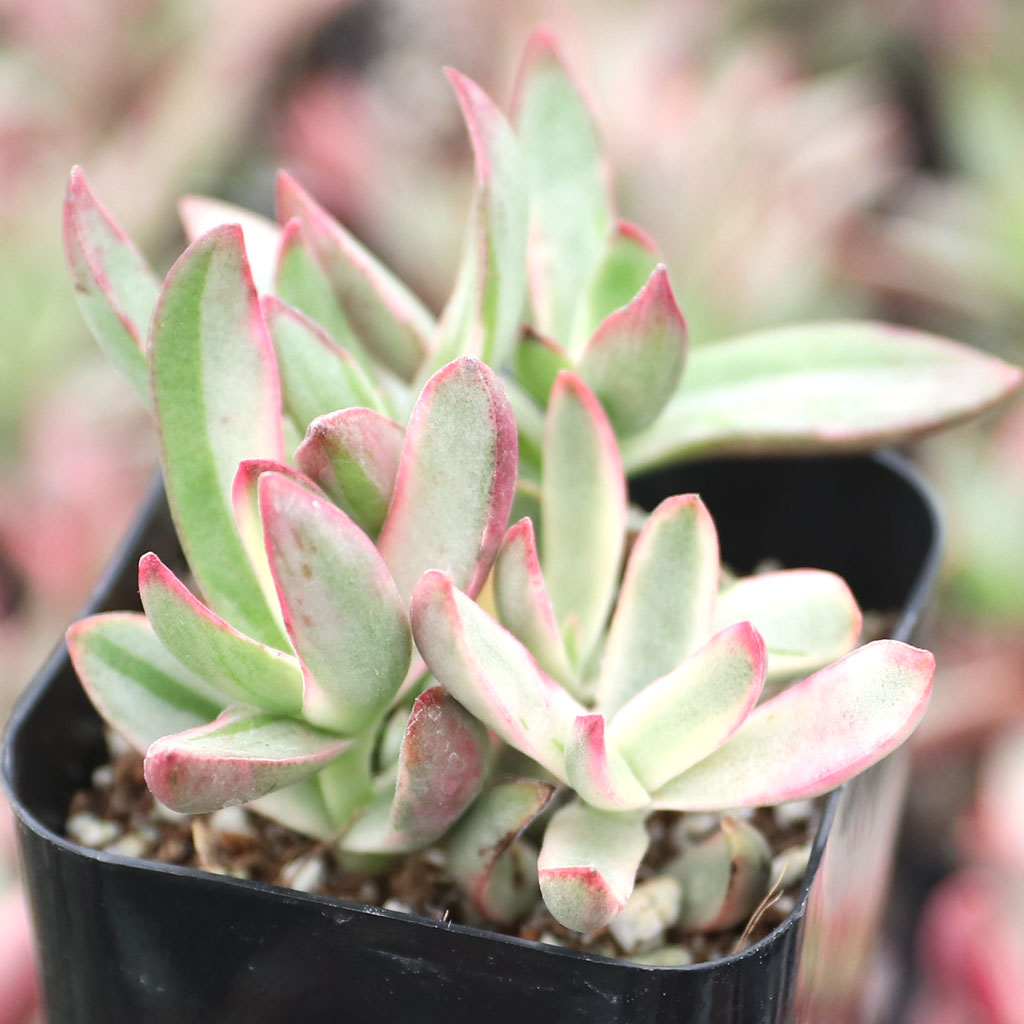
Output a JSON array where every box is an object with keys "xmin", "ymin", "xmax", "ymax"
[{"xmin": 3, "ymin": 453, "xmax": 941, "ymax": 1024}]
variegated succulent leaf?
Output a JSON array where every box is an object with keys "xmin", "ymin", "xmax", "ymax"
[
  {"xmin": 541, "ymin": 371, "xmax": 626, "ymax": 667},
  {"xmin": 294, "ymin": 408, "xmax": 404, "ymax": 539},
  {"xmin": 378, "ymin": 357, "xmax": 518, "ymax": 606},
  {"xmin": 446, "ymin": 779, "xmax": 556, "ymax": 923},
  {"xmin": 276, "ymin": 171, "xmax": 434, "ymax": 382},
  {"xmin": 261, "ymin": 294, "xmax": 387, "ymax": 438},
  {"xmin": 259, "ymin": 470, "xmax": 412, "ymax": 734},
  {"xmin": 537, "ymin": 800, "xmax": 649, "ymax": 933},
  {"xmin": 431, "ymin": 70, "xmax": 528, "ymax": 374},
  {"xmin": 667, "ymin": 817, "xmax": 773, "ymax": 933},
  {"xmin": 63, "ymin": 168, "xmax": 159, "ymax": 405},
  {"xmin": 578, "ymin": 266, "xmax": 687, "ymax": 437},
  {"xmin": 621, "ymin": 322, "xmax": 1023, "ymax": 472},
  {"xmin": 341, "ymin": 687, "xmax": 489, "ymax": 853},
  {"xmin": 149, "ymin": 224, "xmax": 288, "ymax": 650},
  {"xmin": 513, "ymin": 29, "xmax": 614, "ymax": 345},
  {"xmin": 144, "ymin": 704, "xmax": 351, "ymax": 814},
  {"xmin": 653, "ymin": 640, "xmax": 935, "ymax": 810}
]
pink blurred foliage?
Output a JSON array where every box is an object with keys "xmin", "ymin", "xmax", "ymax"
[
  {"xmin": 0, "ymin": 885, "xmax": 38, "ymax": 1024},
  {"xmin": 910, "ymin": 871, "xmax": 1024, "ymax": 1024},
  {"xmin": 274, "ymin": 0, "xmax": 912, "ymax": 340},
  {"xmin": 909, "ymin": 726, "xmax": 1024, "ymax": 1023}
]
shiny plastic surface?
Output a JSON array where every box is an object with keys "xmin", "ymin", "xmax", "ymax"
[{"xmin": 3, "ymin": 455, "xmax": 941, "ymax": 1023}]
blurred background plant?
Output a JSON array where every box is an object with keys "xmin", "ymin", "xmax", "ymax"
[{"xmin": 3, "ymin": 1, "xmax": 1024, "ymax": 1022}]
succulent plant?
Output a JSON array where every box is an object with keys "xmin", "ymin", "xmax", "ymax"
[
  {"xmin": 60, "ymin": 30, "xmax": 1018, "ymax": 950},
  {"xmin": 410, "ymin": 370, "xmax": 936, "ymax": 932},
  {"xmin": 67, "ymin": 217, "xmax": 519, "ymax": 854}
]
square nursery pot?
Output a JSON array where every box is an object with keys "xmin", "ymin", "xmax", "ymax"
[{"xmin": 3, "ymin": 452, "xmax": 941, "ymax": 1024}]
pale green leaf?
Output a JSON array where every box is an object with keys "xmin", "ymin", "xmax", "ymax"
[
  {"xmin": 542, "ymin": 372, "xmax": 626, "ymax": 664},
  {"xmin": 260, "ymin": 472, "xmax": 411, "ymax": 733},
  {"xmin": 537, "ymin": 800, "xmax": 648, "ymax": 932},
  {"xmin": 608, "ymin": 623, "xmax": 766, "ymax": 793},
  {"xmin": 138, "ymin": 552, "xmax": 303, "ymax": 715},
  {"xmin": 63, "ymin": 167, "xmax": 159, "ymax": 404},
  {"xmin": 713, "ymin": 569, "xmax": 862, "ymax": 688},
  {"xmin": 66, "ymin": 613, "xmax": 226, "ymax": 752},
  {"xmin": 597, "ymin": 494, "xmax": 719, "ymax": 716},
  {"xmin": 378, "ymin": 358, "xmax": 518, "ymax": 605},
  {"xmin": 653, "ymin": 640, "xmax": 934, "ymax": 809},
  {"xmin": 513, "ymin": 31, "xmax": 613, "ymax": 343},
  {"xmin": 145, "ymin": 705, "xmax": 349, "ymax": 814},
  {"xmin": 149, "ymin": 224, "xmax": 287, "ymax": 648},
  {"xmin": 277, "ymin": 172, "xmax": 433, "ymax": 382},
  {"xmin": 622, "ymin": 322, "xmax": 1024, "ymax": 472}
]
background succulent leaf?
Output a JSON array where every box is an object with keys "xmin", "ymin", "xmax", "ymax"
[
  {"xmin": 294, "ymin": 408, "xmax": 404, "ymax": 538},
  {"xmin": 513, "ymin": 30, "xmax": 613, "ymax": 344},
  {"xmin": 621, "ymin": 322, "xmax": 1024, "ymax": 472},
  {"xmin": 492, "ymin": 517, "xmax": 578, "ymax": 694},
  {"xmin": 273, "ymin": 218, "xmax": 373, "ymax": 374},
  {"xmin": 66, "ymin": 613, "xmax": 226, "ymax": 752},
  {"xmin": 569, "ymin": 221, "xmax": 659, "ymax": 354},
  {"xmin": 446, "ymin": 779, "xmax": 555, "ymax": 923},
  {"xmin": 260, "ymin": 471, "xmax": 411, "ymax": 734},
  {"xmin": 63, "ymin": 167, "xmax": 158, "ymax": 405},
  {"xmin": 411, "ymin": 571, "xmax": 586, "ymax": 780},
  {"xmin": 276, "ymin": 171, "xmax": 433, "ymax": 382},
  {"xmin": 541, "ymin": 372, "xmax": 626, "ymax": 665},
  {"xmin": 668, "ymin": 818, "xmax": 772, "ymax": 933},
  {"xmin": 713, "ymin": 569, "xmax": 863, "ymax": 688},
  {"xmin": 149, "ymin": 224, "xmax": 288, "ymax": 649},
  {"xmin": 262, "ymin": 294, "xmax": 387, "ymax": 437},
  {"xmin": 578, "ymin": 266, "xmax": 687, "ymax": 436},
  {"xmin": 138, "ymin": 552, "xmax": 303, "ymax": 715},
  {"xmin": 178, "ymin": 195, "xmax": 282, "ymax": 294},
  {"xmin": 608, "ymin": 622, "xmax": 766, "ymax": 793},
  {"xmin": 231, "ymin": 459, "xmax": 324, "ymax": 622},
  {"xmin": 378, "ymin": 357, "xmax": 518, "ymax": 605},
  {"xmin": 315, "ymin": 734, "xmax": 375, "ymax": 829},
  {"xmin": 144, "ymin": 705, "xmax": 350, "ymax": 815},
  {"xmin": 514, "ymin": 328, "xmax": 572, "ymax": 407},
  {"xmin": 597, "ymin": 494, "xmax": 719, "ymax": 716},
  {"xmin": 653, "ymin": 640, "xmax": 935, "ymax": 809},
  {"xmin": 432, "ymin": 70, "xmax": 528, "ymax": 373},
  {"xmin": 537, "ymin": 800, "xmax": 648, "ymax": 933},
  {"xmin": 388, "ymin": 686, "xmax": 489, "ymax": 847}
]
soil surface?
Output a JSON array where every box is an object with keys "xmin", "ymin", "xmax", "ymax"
[{"xmin": 67, "ymin": 739, "xmax": 820, "ymax": 965}]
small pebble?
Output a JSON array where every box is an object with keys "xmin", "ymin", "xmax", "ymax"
[
  {"xmin": 90, "ymin": 765, "xmax": 115, "ymax": 789},
  {"xmin": 103, "ymin": 832, "xmax": 152, "ymax": 859},
  {"xmin": 66, "ymin": 811, "xmax": 121, "ymax": 848},
  {"xmin": 673, "ymin": 812, "xmax": 720, "ymax": 845},
  {"xmin": 421, "ymin": 847, "xmax": 446, "ymax": 869},
  {"xmin": 772, "ymin": 843, "xmax": 812, "ymax": 890},
  {"xmin": 773, "ymin": 894, "xmax": 795, "ymax": 918},
  {"xmin": 773, "ymin": 800, "xmax": 814, "ymax": 830},
  {"xmin": 209, "ymin": 806, "xmax": 252, "ymax": 837},
  {"xmin": 538, "ymin": 932, "xmax": 564, "ymax": 947},
  {"xmin": 279, "ymin": 855, "xmax": 326, "ymax": 894},
  {"xmin": 357, "ymin": 880, "xmax": 381, "ymax": 904},
  {"xmin": 609, "ymin": 877, "xmax": 682, "ymax": 955},
  {"xmin": 383, "ymin": 899, "xmax": 412, "ymax": 914}
]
